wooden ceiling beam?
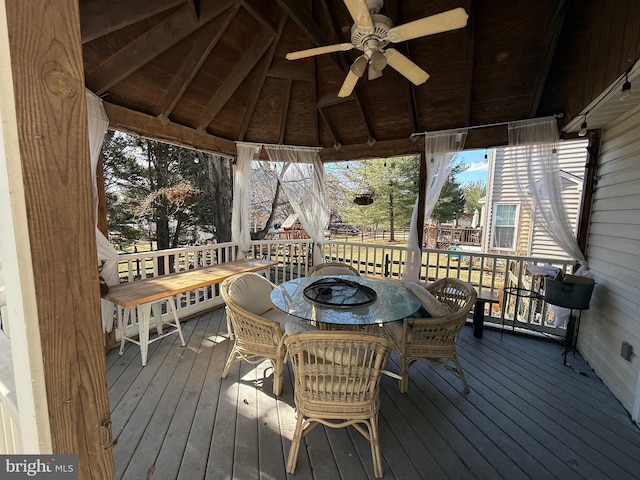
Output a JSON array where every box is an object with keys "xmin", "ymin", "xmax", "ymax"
[
  {"xmin": 85, "ymin": 0, "xmax": 237, "ymax": 95},
  {"xmin": 318, "ymin": 124, "xmax": 511, "ymax": 162},
  {"xmin": 267, "ymin": 64, "xmax": 313, "ymax": 82},
  {"xmin": 156, "ymin": 5, "xmax": 240, "ymax": 119},
  {"xmin": 198, "ymin": 28, "xmax": 274, "ymax": 129},
  {"xmin": 317, "ymin": 93, "xmax": 351, "ymax": 109},
  {"xmin": 319, "ymin": 137, "xmax": 422, "ymax": 162},
  {"xmin": 462, "ymin": 0, "xmax": 476, "ymax": 127},
  {"xmin": 318, "ymin": 108, "xmax": 342, "ymax": 147},
  {"xmin": 529, "ymin": 0, "xmax": 569, "ymax": 117},
  {"xmin": 79, "ymin": 0, "xmax": 186, "ymax": 43},
  {"xmin": 313, "ymin": 57, "xmax": 320, "ymax": 146},
  {"xmin": 241, "ymin": 0, "xmax": 278, "ymax": 35},
  {"xmin": 389, "ymin": 0, "xmax": 419, "ymax": 132},
  {"xmin": 275, "ymin": 0, "xmax": 328, "ymax": 47},
  {"xmin": 279, "ymin": 79, "xmax": 293, "ymax": 144},
  {"xmin": 238, "ymin": 13, "xmax": 288, "ymax": 141},
  {"xmin": 351, "ymin": 90, "xmax": 375, "ymax": 142},
  {"xmin": 104, "ymin": 102, "xmax": 237, "ymax": 156}
]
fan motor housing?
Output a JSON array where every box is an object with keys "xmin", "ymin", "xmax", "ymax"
[{"xmin": 351, "ymin": 14, "xmax": 392, "ymax": 50}]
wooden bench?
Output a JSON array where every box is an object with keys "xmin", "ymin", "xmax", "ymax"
[
  {"xmin": 472, "ymin": 290, "xmax": 500, "ymax": 338},
  {"xmin": 102, "ymin": 258, "xmax": 278, "ymax": 366}
]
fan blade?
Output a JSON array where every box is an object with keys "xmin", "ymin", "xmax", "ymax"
[
  {"xmin": 368, "ymin": 63, "xmax": 383, "ymax": 80},
  {"xmin": 286, "ymin": 43, "xmax": 354, "ymax": 60},
  {"xmin": 384, "ymin": 48, "xmax": 430, "ymax": 85},
  {"xmin": 338, "ymin": 70, "xmax": 360, "ymax": 98},
  {"xmin": 343, "ymin": 0, "xmax": 374, "ymax": 34},
  {"xmin": 386, "ymin": 7, "xmax": 469, "ymax": 43}
]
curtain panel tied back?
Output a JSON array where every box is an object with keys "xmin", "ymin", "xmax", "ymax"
[
  {"xmin": 403, "ymin": 129, "xmax": 468, "ymax": 282},
  {"xmin": 507, "ymin": 117, "xmax": 586, "ymax": 266},
  {"xmin": 233, "ymin": 143, "xmax": 329, "ymax": 265},
  {"xmin": 86, "ymin": 90, "xmax": 120, "ymax": 332}
]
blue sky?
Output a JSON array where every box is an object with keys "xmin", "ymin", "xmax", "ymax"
[
  {"xmin": 455, "ymin": 149, "xmax": 489, "ymax": 185},
  {"xmin": 325, "ymin": 148, "xmax": 489, "ymax": 186}
]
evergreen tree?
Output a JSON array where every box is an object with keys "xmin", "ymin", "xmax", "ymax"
[
  {"xmin": 335, "ymin": 156, "xmax": 419, "ymax": 241},
  {"xmin": 430, "ymin": 160, "xmax": 466, "ymax": 224},
  {"xmin": 101, "ymin": 131, "xmax": 147, "ymax": 250},
  {"xmin": 102, "ymin": 134, "xmax": 233, "ymax": 251}
]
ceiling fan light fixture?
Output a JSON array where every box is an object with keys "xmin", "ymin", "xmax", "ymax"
[
  {"xmin": 351, "ymin": 55, "xmax": 368, "ymax": 77},
  {"xmin": 368, "ymin": 63, "xmax": 383, "ymax": 80},
  {"xmin": 370, "ymin": 50, "xmax": 387, "ymax": 71},
  {"xmin": 366, "ymin": 0, "xmax": 384, "ymax": 14}
]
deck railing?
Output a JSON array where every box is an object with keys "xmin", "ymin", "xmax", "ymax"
[
  {"xmin": 425, "ymin": 226, "xmax": 482, "ymax": 249},
  {"xmin": 111, "ymin": 240, "xmax": 574, "ymax": 339}
]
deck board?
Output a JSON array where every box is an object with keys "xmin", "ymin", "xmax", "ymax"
[
  {"xmin": 107, "ymin": 309, "xmax": 640, "ymax": 480},
  {"xmin": 457, "ymin": 333, "xmax": 640, "ymax": 480}
]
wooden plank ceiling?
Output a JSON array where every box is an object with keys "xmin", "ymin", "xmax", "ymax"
[{"xmin": 80, "ymin": 0, "xmax": 638, "ymax": 161}]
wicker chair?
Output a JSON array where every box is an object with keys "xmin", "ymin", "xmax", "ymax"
[
  {"xmin": 221, "ymin": 272, "xmax": 301, "ymax": 396},
  {"xmin": 307, "ymin": 262, "xmax": 360, "ymax": 277},
  {"xmin": 284, "ymin": 331, "xmax": 393, "ymax": 479},
  {"xmin": 385, "ymin": 278, "xmax": 477, "ymax": 394}
]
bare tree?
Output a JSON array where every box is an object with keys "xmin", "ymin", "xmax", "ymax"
[{"xmin": 198, "ymin": 152, "xmax": 232, "ymax": 242}]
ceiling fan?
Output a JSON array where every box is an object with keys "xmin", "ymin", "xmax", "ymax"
[{"xmin": 285, "ymin": 0, "xmax": 469, "ymax": 98}]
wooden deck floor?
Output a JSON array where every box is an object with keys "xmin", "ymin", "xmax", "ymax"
[{"xmin": 106, "ymin": 308, "xmax": 640, "ymax": 480}]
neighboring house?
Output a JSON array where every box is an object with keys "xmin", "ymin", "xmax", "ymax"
[
  {"xmin": 279, "ymin": 214, "xmax": 309, "ymax": 240},
  {"xmin": 481, "ymin": 139, "xmax": 589, "ymax": 259}
]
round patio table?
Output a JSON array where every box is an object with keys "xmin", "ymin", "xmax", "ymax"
[{"xmin": 270, "ymin": 275, "xmax": 421, "ymax": 327}]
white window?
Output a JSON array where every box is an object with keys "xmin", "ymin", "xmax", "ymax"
[{"xmin": 491, "ymin": 203, "xmax": 519, "ymax": 250}]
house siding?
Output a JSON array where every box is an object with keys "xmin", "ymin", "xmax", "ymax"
[{"xmin": 580, "ymin": 106, "xmax": 640, "ymax": 419}]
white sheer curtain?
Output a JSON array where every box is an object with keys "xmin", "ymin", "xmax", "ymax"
[
  {"xmin": 403, "ymin": 129, "xmax": 468, "ymax": 282},
  {"xmin": 507, "ymin": 117, "xmax": 586, "ymax": 265},
  {"xmin": 263, "ymin": 145, "xmax": 329, "ymax": 266},
  {"xmin": 232, "ymin": 143, "xmax": 260, "ymax": 258},
  {"xmin": 86, "ymin": 90, "xmax": 120, "ymax": 332}
]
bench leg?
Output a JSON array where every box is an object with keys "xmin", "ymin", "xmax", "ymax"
[
  {"xmin": 152, "ymin": 302, "xmax": 164, "ymax": 335},
  {"xmin": 473, "ymin": 300, "xmax": 486, "ymax": 338},
  {"xmin": 137, "ymin": 303, "xmax": 152, "ymax": 366},
  {"xmin": 118, "ymin": 307, "xmax": 130, "ymax": 355},
  {"xmin": 167, "ymin": 297, "xmax": 186, "ymax": 347}
]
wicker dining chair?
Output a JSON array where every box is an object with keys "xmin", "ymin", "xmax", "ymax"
[
  {"xmin": 385, "ymin": 277, "xmax": 477, "ymax": 393},
  {"xmin": 307, "ymin": 262, "xmax": 360, "ymax": 277},
  {"xmin": 221, "ymin": 272, "xmax": 303, "ymax": 396},
  {"xmin": 284, "ymin": 331, "xmax": 393, "ymax": 478}
]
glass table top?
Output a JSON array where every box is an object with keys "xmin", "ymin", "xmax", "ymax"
[{"xmin": 270, "ymin": 275, "xmax": 421, "ymax": 326}]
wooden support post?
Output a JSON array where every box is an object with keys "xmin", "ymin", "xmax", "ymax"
[{"xmin": 0, "ymin": 1, "xmax": 115, "ymax": 477}]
